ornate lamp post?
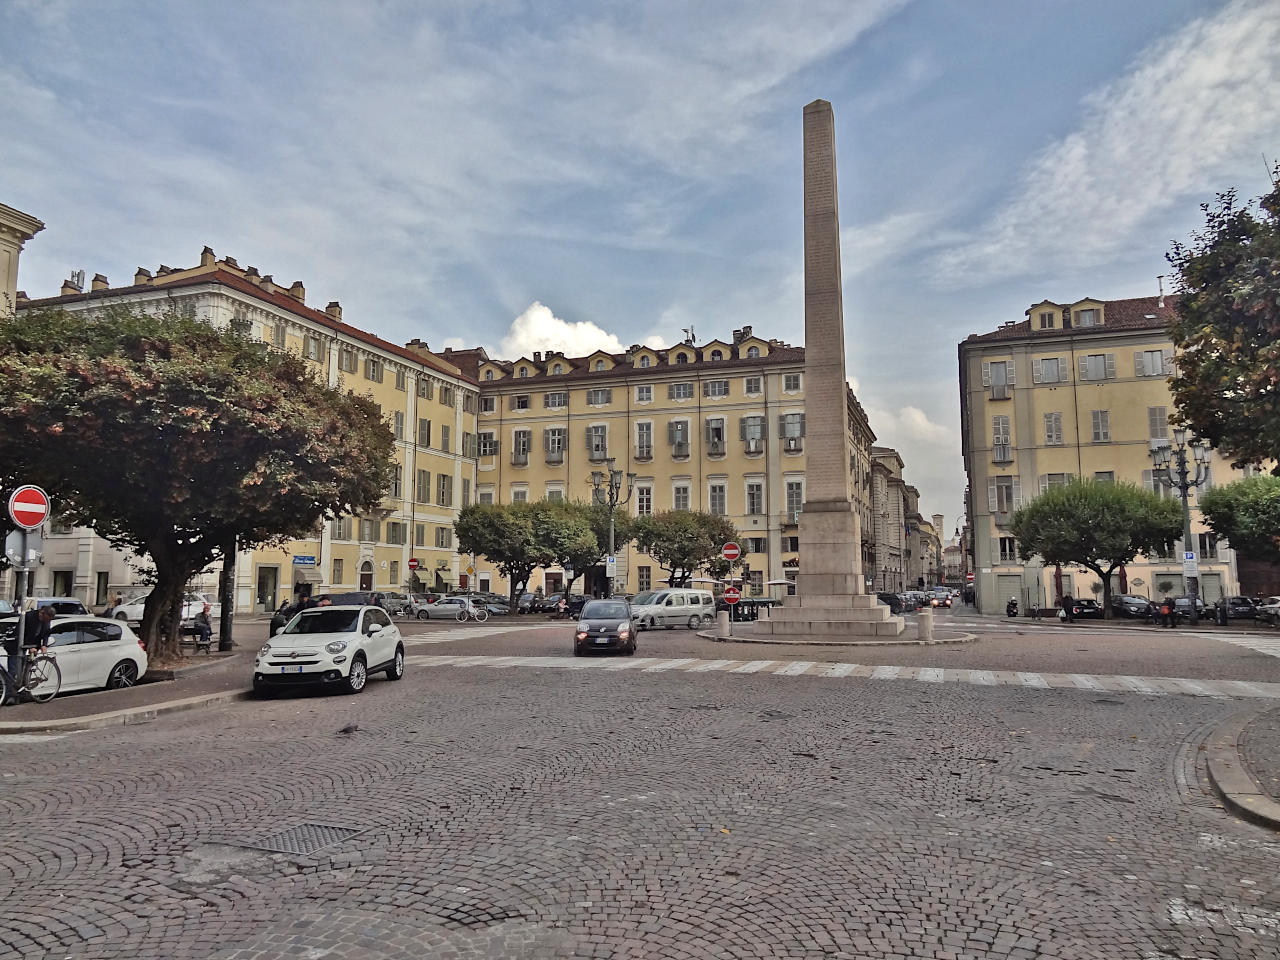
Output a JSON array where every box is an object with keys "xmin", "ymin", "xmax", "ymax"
[
  {"xmin": 590, "ymin": 458, "xmax": 636, "ymax": 598},
  {"xmin": 1150, "ymin": 428, "xmax": 1211, "ymax": 624}
]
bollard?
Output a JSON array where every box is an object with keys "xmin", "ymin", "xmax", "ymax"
[
  {"xmin": 717, "ymin": 610, "xmax": 731, "ymax": 638},
  {"xmin": 918, "ymin": 607, "xmax": 934, "ymax": 642},
  {"xmin": 759, "ymin": 603, "xmax": 771, "ymax": 621}
]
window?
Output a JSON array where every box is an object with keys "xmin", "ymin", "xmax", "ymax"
[
  {"xmin": 1039, "ymin": 473, "xmax": 1073, "ymax": 492},
  {"xmin": 988, "ymin": 476, "xmax": 1020, "ymax": 514},
  {"xmin": 638, "ymin": 355, "xmax": 651, "ymax": 368},
  {"xmin": 419, "ymin": 379, "xmax": 435, "ymax": 400},
  {"xmin": 512, "ymin": 429, "xmax": 531, "ymax": 465},
  {"xmin": 595, "ymin": 360, "xmax": 605, "ymax": 371},
  {"xmin": 669, "ymin": 382, "xmax": 694, "ymax": 400},
  {"xmin": 1074, "ymin": 308, "xmax": 1100, "ymax": 327},
  {"xmin": 440, "ymin": 425, "xmax": 451, "ymax": 453},
  {"xmin": 395, "ymin": 368, "xmax": 406, "ymax": 391},
  {"xmin": 703, "ymin": 379, "xmax": 729, "ymax": 398},
  {"xmin": 435, "ymin": 526, "xmax": 453, "ymax": 549},
  {"xmin": 744, "ymin": 376, "xmax": 761, "ymax": 395},
  {"xmin": 390, "ymin": 465, "xmax": 403, "ymax": 498},
  {"xmin": 998, "ymin": 536, "xmax": 1018, "ymax": 563},
  {"xmin": 231, "ymin": 308, "xmax": 251, "ymax": 335},
  {"xmin": 636, "ymin": 422, "xmax": 653, "ymax": 460},
  {"xmin": 437, "ymin": 474, "xmax": 453, "ymax": 507},
  {"xmin": 636, "ymin": 486, "xmax": 653, "ymax": 516},
  {"xmin": 332, "ymin": 558, "xmax": 344, "ymax": 584},
  {"xmin": 512, "ymin": 394, "xmax": 530, "ymax": 411},
  {"xmin": 365, "ymin": 357, "xmax": 384, "ymax": 382},
  {"xmin": 675, "ymin": 353, "xmax": 689, "ymax": 364},
  {"xmin": 780, "ymin": 413, "xmax": 805, "ymax": 451},
  {"xmin": 1038, "ymin": 311, "xmax": 1055, "ymax": 329},
  {"xmin": 1148, "ymin": 406, "xmax": 1169, "ymax": 440},
  {"xmin": 478, "ymin": 432, "xmax": 497, "ymax": 457},
  {"xmin": 673, "ymin": 484, "xmax": 690, "ymax": 511},
  {"xmin": 440, "ymin": 386, "xmax": 455, "ymax": 407},
  {"xmin": 303, "ymin": 334, "xmax": 325, "ymax": 362},
  {"xmin": 478, "ymin": 489, "xmax": 494, "ymax": 505},
  {"xmin": 1043, "ymin": 412, "xmax": 1063, "ymax": 446},
  {"xmin": 1142, "ymin": 470, "xmax": 1172, "ymax": 499},
  {"xmin": 587, "ymin": 425, "xmax": 608, "ymax": 461},
  {"xmin": 748, "ymin": 570, "xmax": 764, "ymax": 596},
  {"xmin": 268, "ymin": 322, "xmax": 286, "ymax": 348},
  {"xmin": 49, "ymin": 513, "xmax": 73, "ymax": 535},
  {"xmin": 510, "ymin": 488, "xmax": 528, "ymax": 503},
  {"xmin": 783, "ymin": 373, "xmax": 802, "ymax": 392},
  {"xmin": 386, "ymin": 521, "xmax": 406, "ymax": 545},
  {"xmin": 1080, "ymin": 353, "xmax": 1115, "ymax": 381},
  {"xmin": 543, "ymin": 391, "xmax": 568, "ymax": 409},
  {"xmin": 393, "ymin": 411, "xmax": 404, "ymax": 440},
  {"xmin": 669, "ymin": 420, "xmax": 690, "ymax": 456},
  {"xmin": 1198, "ymin": 532, "xmax": 1218, "ymax": 560},
  {"xmin": 710, "ymin": 349, "xmax": 723, "ymax": 361},
  {"xmin": 1136, "ymin": 349, "xmax": 1171, "ymax": 377},
  {"xmin": 1035, "ymin": 357, "xmax": 1066, "ymax": 383},
  {"xmin": 359, "ymin": 519, "xmax": 380, "ymax": 542},
  {"xmin": 746, "ymin": 482, "xmax": 764, "ymax": 515},
  {"xmin": 635, "ymin": 385, "xmax": 652, "ymax": 403},
  {"xmin": 389, "ymin": 560, "xmax": 399, "ymax": 584},
  {"xmin": 785, "ymin": 480, "xmax": 804, "ymax": 521},
  {"xmin": 461, "ymin": 431, "xmax": 475, "ymax": 457},
  {"xmin": 1091, "ymin": 410, "xmax": 1111, "ymax": 443},
  {"xmin": 1094, "ymin": 471, "xmax": 1115, "ymax": 483},
  {"xmin": 783, "ymin": 536, "xmax": 799, "ymax": 552},
  {"xmin": 709, "ymin": 483, "xmax": 727, "ymax": 516},
  {"xmin": 518, "ymin": 367, "xmax": 528, "ymax": 378},
  {"xmin": 705, "ymin": 417, "xmax": 726, "ymax": 455},
  {"xmin": 331, "ymin": 516, "xmax": 352, "ymax": 540},
  {"xmin": 746, "ymin": 346, "xmax": 760, "ymax": 359},
  {"xmin": 552, "ymin": 363, "xmax": 563, "ymax": 375},
  {"xmin": 462, "ymin": 478, "xmax": 471, "ymax": 507},
  {"xmin": 586, "ymin": 388, "xmax": 612, "ymax": 406},
  {"xmin": 417, "ymin": 418, "xmax": 432, "ymax": 447},
  {"xmin": 746, "ymin": 537, "xmax": 766, "ymax": 554},
  {"xmin": 463, "ymin": 392, "xmax": 476, "ymax": 413},
  {"xmin": 545, "ymin": 487, "xmax": 564, "ymax": 502},
  {"xmin": 544, "ymin": 427, "xmax": 566, "ymax": 463},
  {"xmin": 484, "ymin": 370, "xmax": 494, "ymax": 381},
  {"xmin": 992, "ymin": 415, "xmax": 1011, "ymax": 461},
  {"xmin": 638, "ymin": 566, "xmax": 651, "ymax": 592},
  {"xmin": 338, "ymin": 348, "xmax": 358, "ymax": 373},
  {"xmin": 741, "ymin": 415, "xmax": 766, "ymax": 453},
  {"xmin": 481, "ymin": 396, "xmax": 496, "ymax": 413},
  {"xmin": 983, "ymin": 360, "xmax": 1014, "ymax": 399},
  {"xmin": 415, "ymin": 523, "xmax": 426, "ymax": 547}
]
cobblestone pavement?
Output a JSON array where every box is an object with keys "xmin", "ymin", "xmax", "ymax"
[
  {"xmin": 1239, "ymin": 706, "xmax": 1280, "ymax": 802},
  {"xmin": 2, "ymin": 625, "xmax": 1279, "ymax": 959}
]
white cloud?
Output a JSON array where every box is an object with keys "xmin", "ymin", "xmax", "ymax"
[
  {"xmin": 864, "ymin": 401, "xmax": 961, "ymax": 526},
  {"xmin": 934, "ymin": 0, "xmax": 1280, "ymax": 286},
  {"xmin": 498, "ymin": 302, "xmax": 664, "ymax": 358}
]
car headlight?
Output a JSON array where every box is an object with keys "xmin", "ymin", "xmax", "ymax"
[
  {"xmin": 325, "ymin": 640, "xmax": 348, "ymax": 654},
  {"xmin": 575, "ymin": 631, "xmax": 588, "ymax": 640},
  {"xmin": 577, "ymin": 622, "xmax": 589, "ymax": 631},
  {"xmin": 618, "ymin": 628, "xmax": 630, "ymax": 639},
  {"xmin": 259, "ymin": 644, "xmax": 271, "ymax": 656}
]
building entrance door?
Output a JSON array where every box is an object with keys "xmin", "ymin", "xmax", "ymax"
[
  {"xmin": 359, "ymin": 561, "xmax": 374, "ymax": 592},
  {"xmin": 256, "ymin": 567, "xmax": 279, "ymax": 613}
]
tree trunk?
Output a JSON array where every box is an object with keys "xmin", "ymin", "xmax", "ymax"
[
  {"xmin": 218, "ymin": 534, "xmax": 236, "ymax": 651},
  {"xmin": 142, "ymin": 564, "xmax": 189, "ymax": 660},
  {"xmin": 1100, "ymin": 565, "xmax": 1118, "ymax": 621}
]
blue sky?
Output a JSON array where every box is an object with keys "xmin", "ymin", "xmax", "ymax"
[{"xmin": 3, "ymin": 0, "xmax": 1278, "ymax": 530}]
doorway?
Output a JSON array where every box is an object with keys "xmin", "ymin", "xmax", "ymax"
[
  {"xmin": 52, "ymin": 570, "xmax": 74, "ymax": 597},
  {"xmin": 256, "ymin": 566, "xmax": 279, "ymax": 613},
  {"xmin": 95, "ymin": 572, "xmax": 110, "ymax": 605},
  {"xmin": 545, "ymin": 573, "xmax": 563, "ymax": 594},
  {"xmin": 359, "ymin": 561, "xmax": 374, "ymax": 592}
]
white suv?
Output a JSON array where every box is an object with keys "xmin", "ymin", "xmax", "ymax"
[
  {"xmin": 253, "ymin": 605, "xmax": 404, "ymax": 696},
  {"xmin": 631, "ymin": 589, "xmax": 716, "ymax": 630}
]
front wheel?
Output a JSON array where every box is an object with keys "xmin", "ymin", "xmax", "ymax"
[
  {"xmin": 26, "ymin": 655, "xmax": 62, "ymax": 703},
  {"xmin": 474, "ymin": 608, "xmax": 489, "ymax": 623},
  {"xmin": 105, "ymin": 660, "xmax": 139, "ymax": 690},
  {"xmin": 687, "ymin": 614, "xmax": 701, "ymax": 630},
  {"xmin": 343, "ymin": 656, "xmax": 367, "ymax": 694}
]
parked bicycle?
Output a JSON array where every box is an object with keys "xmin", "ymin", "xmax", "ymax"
[
  {"xmin": 455, "ymin": 603, "xmax": 490, "ymax": 623},
  {"xmin": 8, "ymin": 646, "xmax": 61, "ymax": 704}
]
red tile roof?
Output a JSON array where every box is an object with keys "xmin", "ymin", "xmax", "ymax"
[{"xmin": 964, "ymin": 295, "xmax": 1178, "ymax": 343}]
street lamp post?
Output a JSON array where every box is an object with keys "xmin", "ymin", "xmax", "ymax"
[
  {"xmin": 1150, "ymin": 428, "xmax": 1211, "ymax": 625},
  {"xmin": 590, "ymin": 458, "xmax": 636, "ymax": 599}
]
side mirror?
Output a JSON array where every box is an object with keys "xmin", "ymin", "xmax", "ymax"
[{"xmin": 366, "ymin": 624, "xmax": 382, "ymax": 636}]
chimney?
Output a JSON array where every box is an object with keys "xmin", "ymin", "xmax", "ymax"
[
  {"xmin": 1157, "ymin": 275, "xmax": 1166, "ymax": 308},
  {"xmin": 200, "ymin": 245, "xmax": 216, "ymax": 267},
  {"xmin": 91, "ymin": 273, "xmax": 109, "ymax": 291},
  {"xmin": 134, "ymin": 267, "xmax": 153, "ymax": 285},
  {"xmin": 260, "ymin": 274, "xmax": 273, "ymax": 289},
  {"xmin": 288, "ymin": 281, "xmax": 305, "ymax": 303},
  {"xmin": 156, "ymin": 265, "xmax": 172, "ymax": 276},
  {"xmin": 532, "ymin": 351, "xmax": 542, "ymax": 363},
  {"xmin": 15, "ymin": 291, "xmax": 28, "ymax": 304},
  {"xmin": 61, "ymin": 277, "xmax": 82, "ymax": 296},
  {"xmin": 224, "ymin": 256, "xmax": 239, "ymax": 268},
  {"xmin": 325, "ymin": 301, "xmax": 342, "ymax": 321},
  {"xmin": 244, "ymin": 266, "xmax": 260, "ymax": 285}
]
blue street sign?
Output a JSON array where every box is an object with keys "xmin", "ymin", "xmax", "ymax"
[{"xmin": 293, "ymin": 555, "xmax": 317, "ymax": 566}]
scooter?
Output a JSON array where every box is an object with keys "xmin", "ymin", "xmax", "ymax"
[{"xmin": 1006, "ymin": 597, "xmax": 1019, "ymax": 618}]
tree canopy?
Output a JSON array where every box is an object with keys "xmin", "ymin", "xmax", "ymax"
[
  {"xmin": 1167, "ymin": 176, "xmax": 1280, "ymax": 466},
  {"xmin": 455, "ymin": 502, "xmax": 546, "ymax": 604},
  {"xmin": 1198, "ymin": 474, "xmax": 1280, "ymax": 563},
  {"xmin": 0, "ymin": 306, "xmax": 396, "ymax": 656},
  {"xmin": 1009, "ymin": 480, "xmax": 1182, "ymax": 617},
  {"xmin": 632, "ymin": 511, "xmax": 739, "ymax": 588}
]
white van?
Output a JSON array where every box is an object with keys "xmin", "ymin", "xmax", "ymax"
[{"xmin": 631, "ymin": 589, "xmax": 716, "ymax": 630}]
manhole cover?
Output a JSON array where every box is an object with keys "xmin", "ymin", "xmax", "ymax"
[{"xmin": 244, "ymin": 823, "xmax": 366, "ymax": 855}]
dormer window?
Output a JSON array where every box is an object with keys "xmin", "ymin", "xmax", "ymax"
[
  {"xmin": 1038, "ymin": 312, "xmax": 1055, "ymax": 329},
  {"xmin": 519, "ymin": 367, "xmax": 529, "ymax": 377},
  {"xmin": 639, "ymin": 355, "xmax": 651, "ymax": 368},
  {"xmin": 746, "ymin": 346, "xmax": 760, "ymax": 359},
  {"xmin": 675, "ymin": 353, "xmax": 689, "ymax": 364},
  {"xmin": 1075, "ymin": 308, "xmax": 1100, "ymax": 327},
  {"xmin": 485, "ymin": 370, "xmax": 494, "ymax": 381},
  {"xmin": 595, "ymin": 360, "xmax": 605, "ymax": 371},
  {"xmin": 710, "ymin": 349, "xmax": 722, "ymax": 361},
  {"xmin": 553, "ymin": 363, "xmax": 563, "ymax": 374}
]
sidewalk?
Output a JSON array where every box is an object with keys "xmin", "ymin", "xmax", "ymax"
[{"xmin": 1206, "ymin": 705, "xmax": 1280, "ymax": 831}]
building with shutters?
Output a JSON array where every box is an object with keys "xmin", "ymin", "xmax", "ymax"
[
  {"xmin": 441, "ymin": 327, "xmax": 889, "ymax": 598},
  {"xmin": 13, "ymin": 248, "xmax": 479, "ymax": 612},
  {"xmin": 958, "ymin": 294, "xmax": 1244, "ymax": 615}
]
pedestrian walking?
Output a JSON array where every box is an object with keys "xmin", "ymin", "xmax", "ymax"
[
  {"xmin": 1160, "ymin": 596, "xmax": 1175, "ymax": 628},
  {"xmin": 1060, "ymin": 594, "xmax": 1075, "ymax": 623}
]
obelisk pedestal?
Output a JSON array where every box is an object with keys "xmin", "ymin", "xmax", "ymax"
[{"xmin": 765, "ymin": 100, "xmax": 904, "ymax": 639}]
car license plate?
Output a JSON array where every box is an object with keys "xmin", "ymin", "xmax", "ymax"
[
  {"xmin": 280, "ymin": 666, "xmax": 303, "ymax": 673},
  {"xmin": 593, "ymin": 637, "xmax": 610, "ymax": 644}
]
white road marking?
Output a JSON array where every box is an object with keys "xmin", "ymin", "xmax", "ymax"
[
  {"xmin": 730, "ymin": 660, "xmax": 778, "ymax": 674},
  {"xmin": 870, "ymin": 666, "xmax": 900, "ymax": 680},
  {"xmin": 1017, "ymin": 672, "xmax": 1049, "ymax": 688},
  {"xmin": 821, "ymin": 663, "xmax": 861, "ymax": 678},
  {"xmin": 1069, "ymin": 674, "xmax": 1104, "ymax": 691},
  {"xmin": 774, "ymin": 661, "xmax": 817, "ymax": 676},
  {"xmin": 918, "ymin": 667, "xmax": 944, "ymax": 683},
  {"xmin": 643, "ymin": 658, "xmax": 698, "ymax": 672},
  {"xmin": 968, "ymin": 670, "xmax": 996, "ymax": 685}
]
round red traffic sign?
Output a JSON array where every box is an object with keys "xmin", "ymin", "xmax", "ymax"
[
  {"xmin": 721, "ymin": 541, "xmax": 740, "ymax": 562},
  {"xmin": 407, "ymin": 557, "xmax": 420, "ymax": 571},
  {"xmin": 722, "ymin": 586, "xmax": 741, "ymax": 605},
  {"xmin": 8, "ymin": 485, "xmax": 50, "ymax": 530}
]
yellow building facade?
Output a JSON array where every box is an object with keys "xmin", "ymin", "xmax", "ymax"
[{"xmin": 959, "ymin": 295, "xmax": 1243, "ymax": 615}]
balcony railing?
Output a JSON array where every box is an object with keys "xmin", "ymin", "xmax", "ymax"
[{"xmin": 545, "ymin": 449, "xmax": 564, "ymax": 465}]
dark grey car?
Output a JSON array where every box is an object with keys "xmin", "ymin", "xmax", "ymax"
[{"xmin": 573, "ymin": 600, "xmax": 636, "ymax": 656}]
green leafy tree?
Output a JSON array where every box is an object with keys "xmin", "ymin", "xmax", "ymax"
[
  {"xmin": 542, "ymin": 500, "xmax": 634, "ymax": 598},
  {"xmin": 1009, "ymin": 480, "xmax": 1182, "ymax": 618},
  {"xmin": 632, "ymin": 511, "xmax": 739, "ymax": 588},
  {"xmin": 0, "ymin": 306, "xmax": 395, "ymax": 657},
  {"xmin": 455, "ymin": 502, "xmax": 549, "ymax": 606},
  {"xmin": 531, "ymin": 500, "xmax": 596, "ymax": 596},
  {"xmin": 1167, "ymin": 176, "xmax": 1280, "ymax": 466},
  {"xmin": 1198, "ymin": 474, "xmax": 1280, "ymax": 562}
]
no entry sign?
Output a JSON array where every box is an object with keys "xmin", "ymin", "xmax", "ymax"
[
  {"xmin": 722, "ymin": 586, "xmax": 741, "ymax": 605},
  {"xmin": 407, "ymin": 557, "xmax": 420, "ymax": 571},
  {"xmin": 8, "ymin": 485, "xmax": 50, "ymax": 530},
  {"xmin": 721, "ymin": 541, "xmax": 740, "ymax": 562}
]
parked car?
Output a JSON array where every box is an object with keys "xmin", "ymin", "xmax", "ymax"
[
  {"xmin": 630, "ymin": 589, "xmax": 716, "ymax": 630},
  {"xmin": 1257, "ymin": 596, "xmax": 1280, "ymax": 624},
  {"xmin": 416, "ymin": 596, "xmax": 479, "ymax": 619},
  {"xmin": 573, "ymin": 599, "xmax": 636, "ymax": 656},
  {"xmin": 536, "ymin": 593, "xmax": 565, "ymax": 613},
  {"xmin": 411, "ymin": 593, "xmax": 443, "ymax": 607},
  {"xmin": 1222, "ymin": 595, "xmax": 1257, "ymax": 619},
  {"xmin": 34, "ymin": 597, "xmax": 91, "ymax": 617},
  {"xmin": 379, "ymin": 592, "xmax": 414, "ymax": 616},
  {"xmin": 0, "ymin": 615, "xmax": 147, "ymax": 692},
  {"xmin": 1058, "ymin": 598, "xmax": 1104, "ymax": 620},
  {"xmin": 876, "ymin": 592, "xmax": 903, "ymax": 615},
  {"xmin": 1110, "ymin": 595, "xmax": 1155, "ymax": 619},
  {"xmin": 1174, "ymin": 596, "xmax": 1208, "ymax": 619},
  {"xmin": 114, "ymin": 592, "xmax": 219, "ymax": 626},
  {"xmin": 516, "ymin": 592, "xmax": 539, "ymax": 614},
  {"xmin": 253, "ymin": 604, "xmax": 403, "ymax": 695}
]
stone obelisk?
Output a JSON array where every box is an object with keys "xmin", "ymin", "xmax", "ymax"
[{"xmin": 767, "ymin": 100, "xmax": 904, "ymax": 638}]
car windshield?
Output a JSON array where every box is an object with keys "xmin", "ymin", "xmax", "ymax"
[
  {"xmin": 284, "ymin": 609, "xmax": 360, "ymax": 634},
  {"xmin": 631, "ymin": 592, "xmax": 656, "ymax": 605},
  {"xmin": 582, "ymin": 601, "xmax": 629, "ymax": 620}
]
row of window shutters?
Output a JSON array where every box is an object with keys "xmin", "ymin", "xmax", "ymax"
[
  {"xmin": 981, "ymin": 350, "xmax": 1175, "ymax": 394},
  {"xmin": 507, "ymin": 376, "xmax": 803, "ymax": 409},
  {"xmin": 986, "ymin": 469, "xmax": 1210, "ymax": 512},
  {"xmin": 490, "ymin": 416, "xmax": 808, "ymax": 458}
]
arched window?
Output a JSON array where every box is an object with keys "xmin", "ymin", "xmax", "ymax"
[
  {"xmin": 519, "ymin": 367, "xmax": 528, "ymax": 378},
  {"xmin": 746, "ymin": 346, "xmax": 760, "ymax": 359},
  {"xmin": 553, "ymin": 363, "xmax": 562, "ymax": 375},
  {"xmin": 639, "ymin": 355, "xmax": 651, "ymax": 368},
  {"xmin": 710, "ymin": 349, "xmax": 722, "ymax": 361},
  {"xmin": 676, "ymin": 353, "xmax": 689, "ymax": 364},
  {"xmin": 595, "ymin": 360, "xmax": 605, "ymax": 371},
  {"xmin": 484, "ymin": 370, "xmax": 494, "ymax": 380}
]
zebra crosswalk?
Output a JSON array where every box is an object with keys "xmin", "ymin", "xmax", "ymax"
[
  {"xmin": 403, "ymin": 624, "xmax": 539, "ymax": 644},
  {"xmin": 1215, "ymin": 633, "xmax": 1280, "ymax": 660},
  {"xmin": 402, "ymin": 653, "xmax": 1280, "ymax": 699}
]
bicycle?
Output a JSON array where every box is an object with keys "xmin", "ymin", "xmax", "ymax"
[
  {"xmin": 7, "ymin": 646, "xmax": 61, "ymax": 704},
  {"xmin": 455, "ymin": 604, "xmax": 490, "ymax": 623}
]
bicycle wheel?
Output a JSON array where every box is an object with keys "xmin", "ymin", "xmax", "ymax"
[
  {"xmin": 26, "ymin": 655, "xmax": 62, "ymax": 703},
  {"xmin": 475, "ymin": 608, "xmax": 489, "ymax": 623},
  {"xmin": 456, "ymin": 608, "xmax": 467, "ymax": 622}
]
